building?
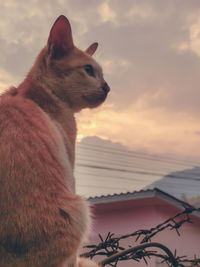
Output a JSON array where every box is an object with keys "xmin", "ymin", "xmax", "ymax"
[{"xmin": 84, "ymin": 188, "xmax": 200, "ymax": 267}]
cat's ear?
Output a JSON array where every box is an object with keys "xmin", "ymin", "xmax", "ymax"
[
  {"xmin": 47, "ymin": 15, "xmax": 74, "ymax": 59},
  {"xmin": 85, "ymin": 42, "xmax": 98, "ymax": 56}
]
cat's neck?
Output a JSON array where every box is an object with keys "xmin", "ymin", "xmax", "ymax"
[{"xmin": 18, "ymin": 77, "xmax": 77, "ymax": 167}]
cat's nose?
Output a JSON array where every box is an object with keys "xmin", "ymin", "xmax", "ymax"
[{"xmin": 102, "ymin": 82, "xmax": 110, "ymax": 94}]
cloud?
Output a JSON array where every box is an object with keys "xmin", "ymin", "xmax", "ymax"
[
  {"xmin": 174, "ymin": 10, "xmax": 200, "ymax": 57},
  {"xmin": 127, "ymin": 4, "xmax": 154, "ymax": 20},
  {"xmin": 79, "ymin": 1, "xmax": 200, "ymax": 117},
  {"xmin": 98, "ymin": 2, "xmax": 117, "ymax": 24},
  {"xmin": 1, "ymin": 0, "xmax": 200, "ymax": 158},
  {"xmin": 0, "ymin": 68, "xmax": 15, "ymax": 93},
  {"xmin": 76, "ymin": 102, "xmax": 200, "ymax": 158}
]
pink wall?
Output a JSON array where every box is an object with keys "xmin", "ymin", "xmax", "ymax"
[{"xmin": 85, "ymin": 197, "xmax": 200, "ymax": 266}]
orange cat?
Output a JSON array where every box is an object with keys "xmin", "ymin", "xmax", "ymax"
[{"xmin": 0, "ymin": 15, "xmax": 109, "ymax": 267}]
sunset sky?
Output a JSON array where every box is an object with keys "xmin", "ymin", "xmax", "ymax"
[{"xmin": 1, "ymin": 0, "xmax": 200, "ymax": 161}]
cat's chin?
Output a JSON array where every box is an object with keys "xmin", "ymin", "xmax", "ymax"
[{"xmin": 82, "ymin": 93, "xmax": 107, "ymax": 107}]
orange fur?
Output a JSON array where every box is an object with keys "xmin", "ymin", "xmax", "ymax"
[{"xmin": 0, "ymin": 15, "xmax": 109, "ymax": 267}]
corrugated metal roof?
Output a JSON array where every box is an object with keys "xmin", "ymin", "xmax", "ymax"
[
  {"xmin": 88, "ymin": 188, "xmax": 153, "ymax": 200},
  {"xmin": 145, "ymin": 167, "xmax": 200, "ymax": 200},
  {"xmin": 88, "ymin": 187, "xmax": 194, "ymax": 211},
  {"xmin": 88, "ymin": 188, "xmax": 150, "ymax": 203}
]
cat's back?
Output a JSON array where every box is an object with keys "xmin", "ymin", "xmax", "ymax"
[
  {"xmin": 0, "ymin": 87, "xmax": 53, "ymax": 135},
  {"xmin": 0, "ymin": 88, "xmax": 72, "ymax": 266},
  {"xmin": 0, "ymin": 89, "xmax": 89, "ymax": 267},
  {"xmin": 0, "ymin": 88, "xmax": 58, "ymax": 164},
  {"xmin": 0, "ymin": 88, "xmax": 70, "ymax": 205}
]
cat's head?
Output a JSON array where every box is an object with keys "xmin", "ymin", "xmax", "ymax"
[{"xmin": 32, "ymin": 15, "xmax": 110, "ymax": 112}]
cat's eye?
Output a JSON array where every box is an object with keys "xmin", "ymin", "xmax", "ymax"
[{"xmin": 84, "ymin": 64, "xmax": 95, "ymax": 77}]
